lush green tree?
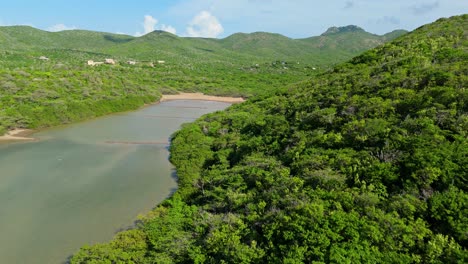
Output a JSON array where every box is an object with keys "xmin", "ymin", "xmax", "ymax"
[{"xmin": 72, "ymin": 15, "xmax": 468, "ymax": 263}]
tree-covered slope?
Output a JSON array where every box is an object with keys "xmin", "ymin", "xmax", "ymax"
[
  {"xmin": 298, "ymin": 26, "xmax": 407, "ymax": 59},
  {"xmin": 220, "ymin": 28, "xmax": 407, "ymax": 65},
  {"xmin": 0, "ymin": 26, "xmax": 134, "ymax": 52},
  {"xmin": 220, "ymin": 32, "xmax": 314, "ymax": 59},
  {"xmin": 71, "ymin": 15, "xmax": 467, "ymax": 263},
  {"xmin": 0, "ymin": 25, "xmax": 405, "ymax": 65}
]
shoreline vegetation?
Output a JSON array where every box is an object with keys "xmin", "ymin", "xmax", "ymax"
[{"xmin": 0, "ymin": 93, "xmax": 245, "ymax": 142}]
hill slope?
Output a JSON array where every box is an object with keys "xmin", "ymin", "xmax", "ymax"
[
  {"xmin": 71, "ymin": 15, "xmax": 467, "ymax": 263},
  {"xmin": 0, "ymin": 25, "xmax": 406, "ymax": 65},
  {"xmin": 0, "ymin": 26, "xmax": 133, "ymax": 52},
  {"xmin": 300, "ymin": 25, "xmax": 390, "ymax": 53},
  {"xmin": 218, "ymin": 28, "xmax": 407, "ymax": 65}
]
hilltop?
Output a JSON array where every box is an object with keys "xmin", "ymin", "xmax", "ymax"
[
  {"xmin": 299, "ymin": 25, "xmax": 402, "ymax": 55},
  {"xmin": 321, "ymin": 25, "xmax": 366, "ymax": 35},
  {"xmin": 72, "ymin": 15, "xmax": 467, "ymax": 263}
]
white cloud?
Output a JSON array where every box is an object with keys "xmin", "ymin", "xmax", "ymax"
[
  {"xmin": 143, "ymin": 15, "xmax": 158, "ymax": 34},
  {"xmin": 161, "ymin": 24, "xmax": 177, "ymax": 35},
  {"xmin": 47, "ymin": 23, "xmax": 77, "ymax": 32},
  {"xmin": 135, "ymin": 15, "xmax": 157, "ymax": 36},
  {"xmin": 135, "ymin": 15, "xmax": 177, "ymax": 36},
  {"xmin": 186, "ymin": 11, "xmax": 223, "ymax": 38}
]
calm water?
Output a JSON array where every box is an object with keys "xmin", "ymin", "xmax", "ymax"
[{"xmin": 0, "ymin": 100, "xmax": 230, "ymax": 264}]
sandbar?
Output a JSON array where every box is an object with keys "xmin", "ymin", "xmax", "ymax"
[
  {"xmin": 160, "ymin": 93, "xmax": 245, "ymax": 103},
  {"xmin": 0, "ymin": 129, "xmax": 36, "ymax": 142}
]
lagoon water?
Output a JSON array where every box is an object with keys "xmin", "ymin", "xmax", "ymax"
[{"xmin": 0, "ymin": 100, "xmax": 230, "ymax": 264}]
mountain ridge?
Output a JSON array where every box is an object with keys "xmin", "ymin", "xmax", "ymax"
[
  {"xmin": 0, "ymin": 24, "xmax": 405, "ymax": 41},
  {"xmin": 0, "ymin": 24, "xmax": 407, "ymax": 66}
]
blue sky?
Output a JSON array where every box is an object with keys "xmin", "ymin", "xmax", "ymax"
[{"xmin": 0, "ymin": 0, "xmax": 466, "ymax": 38}]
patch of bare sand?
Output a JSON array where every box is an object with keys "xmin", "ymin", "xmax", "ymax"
[
  {"xmin": 160, "ymin": 93, "xmax": 245, "ymax": 103},
  {"xmin": 0, "ymin": 129, "xmax": 36, "ymax": 142}
]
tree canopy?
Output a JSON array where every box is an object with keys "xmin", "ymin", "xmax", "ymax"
[{"xmin": 71, "ymin": 14, "xmax": 467, "ymax": 263}]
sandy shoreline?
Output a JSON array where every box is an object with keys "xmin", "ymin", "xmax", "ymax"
[
  {"xmin": 0, "ymin": 129, "xmax": 36, "ymax": 142},
  {"xmin": 160, "ymin": 92, "xmax": 245, "ymax": 103}
]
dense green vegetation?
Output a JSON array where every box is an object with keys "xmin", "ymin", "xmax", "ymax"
[
  {"xmin": 0, "ymin": 25, "xmax": 404, "ymax": 134},
  {"xmin": 71, "ymin": 15, "xmax": 467, "ymax": 263}
]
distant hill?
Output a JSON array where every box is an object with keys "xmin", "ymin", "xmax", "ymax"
[
  {"xmin": 0, "ymin": 25, "xmax": 406, "ymax": 66},
  {"xmin": 0, "ymin": 26, "xmax": 134, "ymax": 51},
  {"xmin": 299, "ymin": 25, "xmax": 407, "ymax": 55},
  {"xmin": 320, "ymin": 25, "xmax": 366, "ymax": 35}
]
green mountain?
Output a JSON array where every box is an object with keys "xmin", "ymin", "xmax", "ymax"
[
  {"xmin": 0, "ymin": 24, "xmax": 406, "ymax": 65},
  {"xmin": 0, "ymin": 26, "xmax": 134, "ymax": 52},
  {"xmin": 299, "ymin": 25, "xmax": 403, "ymax": 55},
  {"xmin": 219, "ymin": 32, "xmax": 310, "ymax": 58},
  {"xmin": 71, "ymin": 15, "xmax": 467, "ymax": 263}
]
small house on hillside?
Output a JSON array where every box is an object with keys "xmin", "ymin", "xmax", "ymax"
[
  {"xmin": 87, "ymin": 60, "xmax": 104, "ymax": 66},
  {"xmin": 105, "ymin": 58, "xmax": 116, "ymax": 65}
]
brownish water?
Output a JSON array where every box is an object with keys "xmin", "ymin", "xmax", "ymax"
[{"xmin": 0, "ymin": 100, "xmax": 230, "ymax": 264}]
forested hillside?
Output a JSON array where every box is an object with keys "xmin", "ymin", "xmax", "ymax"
[
  {"xmin": 71, "ymin": 15, "xmax": 467, "ymax": 263},
  {"xmin": 0, "ymin": 25, "xmax": 405, "ymax": 65},
  {"xmin": 0, "ymin": 25, "xmax": 404, "ymax": 135}
]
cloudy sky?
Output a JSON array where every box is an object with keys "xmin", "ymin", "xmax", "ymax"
[{"xmin": 0, "ymin": 0, "xmax": 466, "ymax": 38}]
